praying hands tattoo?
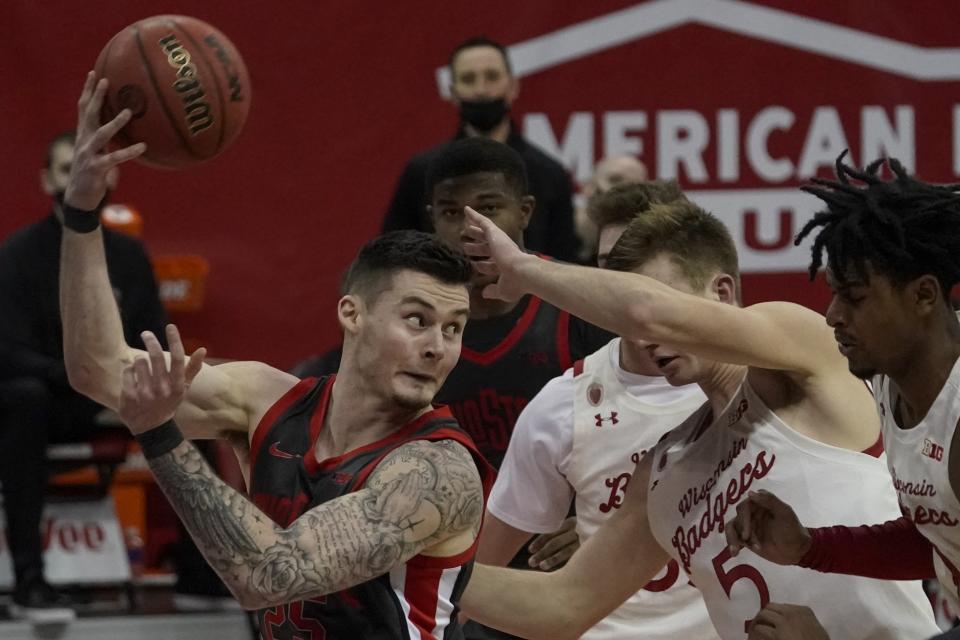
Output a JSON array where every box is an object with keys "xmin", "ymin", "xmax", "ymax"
[{"xmin": 148, "ymin": 437, "xmax": 484, "ymax": 608}]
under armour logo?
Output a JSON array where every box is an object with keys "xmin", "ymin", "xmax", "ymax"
[{"xmin": 595, "ymin": 412, "xmax": 619, "ymax": 427}]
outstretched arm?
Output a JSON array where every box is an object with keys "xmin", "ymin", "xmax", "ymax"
[
  {"xmin": 462, "ymin": 207, "xmax": 841, "ymax": 377},
  {"xmin": 119, "ymin": 327, "xmax": 484, "ymax": 609},
  {"xmin": 726, "ymin": 490, "xmax": 935, "ymax": 580},
  {"xmin": 60, "ymin": 72, "xmax": 293, "ymax": 439}
]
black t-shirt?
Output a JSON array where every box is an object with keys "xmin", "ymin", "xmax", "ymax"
[{"xmin": 0, "ymin": 214, "xmax": 168, "ymax": 384}]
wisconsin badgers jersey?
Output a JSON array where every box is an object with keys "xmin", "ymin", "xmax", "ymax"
[
  {"xmin": 490, "ymin": 339, "xmax": 716, "ymax": 639},
  {"xmin": 248, "ymin": 376, "xmax": 494, "ymax": 640},
  {"xmin": 567, "ymin": 340, "xmax": 716, "ymax": 640},
  {"xmin": 646, "ymin": 380, "xmax": 937, "ymax": 640},
  {"xmin": 875, "ymin": 355, "xmax": 960, "ymax": 610}
]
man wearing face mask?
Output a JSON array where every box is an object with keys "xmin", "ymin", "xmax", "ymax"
[
  {"xmin": 382, "ymin": 36, "xmax": 580, "ymax": 262},
  {"xmin": 0, "ymin": 131, "xmax": 168, "ymax": 622}
]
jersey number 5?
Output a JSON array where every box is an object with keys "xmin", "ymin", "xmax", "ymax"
[{"xmin": 712, "ymin": 547, "xmax": 770, "ymax": 632}]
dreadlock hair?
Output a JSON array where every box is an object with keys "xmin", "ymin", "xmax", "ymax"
[{"xmin": 795, "ymin": 151, "xmax": 960, "ymax": 300}]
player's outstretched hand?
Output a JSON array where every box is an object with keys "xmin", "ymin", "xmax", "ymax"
[
  {"xmin": 65, "ymin": 71, "xmax": 147, "ymax": 212},
  {"xmin": 462, "ymin": 206, "xmax": 534, "ymax": 302},
  {"xmin": 118, "ymin": 324, "xmax": 206, "ymax": 435},
  {"xmin": 528, "ymin": 516, "xmax": 580, "ymax": 571},
  {"xmin": 748, "ymin": 603, "xmax": 830, "ymax": 640},
  {"xmin": 724, "ymin": 490, "xmax": 811, "ymax": 565}
]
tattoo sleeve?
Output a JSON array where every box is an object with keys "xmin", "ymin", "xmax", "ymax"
[{"xmin": 147, "ymin": 438, "xmax": 483, "ymax": 609}]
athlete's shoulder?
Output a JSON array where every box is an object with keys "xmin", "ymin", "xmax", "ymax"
[
  {"xmin": 522, "ymin": 368, "xmax": 577, "ymax": 418},
  {"xmin": 367, "ymin": 439, "xmax": 485, "ymax": 533}
]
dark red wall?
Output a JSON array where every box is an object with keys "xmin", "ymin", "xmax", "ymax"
[{"xmin": 2, "ymin": 1, "xmax": 956, "ymax": 367}]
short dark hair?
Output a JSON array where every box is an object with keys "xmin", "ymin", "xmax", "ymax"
[
  {"xmin": 448, "ymin": 36, "xmax": 512, "ymax": 76},
  {"xmin": 796, "ymin": 152, "xmax": 960, "ymax": 299},
  {"xmin": 46, "ymin": 130, "xmax": 76, "ymax": 169},
  {"xmin": 587, "ymin": 181, "xmax": 687, "ymax": 229},
  {"xmin": 425, "ymin": 137, "xmax": 529, "ymax": 199},
  {"xmin": 341, "ymin": 230, "xmax": 472, "ymax": 302},
  {"xmin": 606, "ymin": 201, "xmax": 741, "ymax": 300}
]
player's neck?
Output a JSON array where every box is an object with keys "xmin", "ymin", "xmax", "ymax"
[
  {"xmin": 890, "ymin": 324, "xmax": 960, "ymax": 427},
  {"xmin": 322, "ymin": 368, "xmax": 427, "ymax": 457},
  {"xmin": 697, "ymin": 362, "xmax": 748, "ymax": 418}
]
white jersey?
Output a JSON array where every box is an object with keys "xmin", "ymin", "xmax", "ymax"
[
  {"xmin": 646, "ymin": 379, "xmax": 938, "ymax": 640},
  {"xmin": 875, "ymin": 355, "xmax": 960, "ymax": 610},
  {"xmin": 490, "ymin": 339, "xmax": 717, "ymax": 640}
]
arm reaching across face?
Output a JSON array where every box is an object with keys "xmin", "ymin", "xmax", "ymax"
[
  {"xmin": 461, "ymin": 206, "xmax": 843, "ymax": 379},
  {"xmin": 118, "ymin": 326, "xmax": 484, "ymax": 609}
]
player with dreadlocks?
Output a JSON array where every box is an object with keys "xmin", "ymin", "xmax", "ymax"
[{"xmin": 726, "ymin": 151, "xmax": 960, "ymax": 631}]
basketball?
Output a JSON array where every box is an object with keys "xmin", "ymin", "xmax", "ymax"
[{"xmin": 94, "ymin": 15, "xmax": 251, "ymax": 169}]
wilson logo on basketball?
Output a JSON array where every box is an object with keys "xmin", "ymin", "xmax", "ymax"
[
  {"xmin": 203, "ymin": 33, "xmax": 245, "ymax": 102},
  {"xmin": 158, "ymin": 34, "xmax": 214, "ymax": 135}
]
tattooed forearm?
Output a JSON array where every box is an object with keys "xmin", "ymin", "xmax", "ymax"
[
  {"xmin": 146, "ymin": 438, "xmax": 483, "ymax": 610},
  {"xmin": 148, "ymin": 442, "xmax": 334, "ymax": 607}
]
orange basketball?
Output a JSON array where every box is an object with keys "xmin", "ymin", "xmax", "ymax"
[{"xmin": 94, "ymin": 15, "xmax": 251, "ymax": 169}]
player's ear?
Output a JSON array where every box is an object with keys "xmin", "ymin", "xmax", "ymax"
[
  {"xmin": 338, "ymin": 294, "xmax": 364, "ymax": 335},
  {"xmin": 519, "ymin": 195, "xmax": 535, "ymax": 230},
  {"xmin": 712, "ymin": 273, "xmax": 737, "ymax": 305},
  {"xmin": 911, "ymin": 274, "xmax": 941, "ymax": 317},
  {"xmin": 40, "ymin": 168, "xmax": 54, "ymax": 196}
]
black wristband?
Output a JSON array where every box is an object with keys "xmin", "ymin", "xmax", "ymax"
[
  {"xmin": 136, "ymin": 419, "xmax": 185, "ymax": 459},
  {"xmin": 62, "ymin": 203, "xmax": 101, "ymax": 233}
]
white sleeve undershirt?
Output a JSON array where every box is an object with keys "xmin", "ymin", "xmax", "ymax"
[{"xmin": 486, "ymin": 369, "xmax": 576, "ymax": 534}]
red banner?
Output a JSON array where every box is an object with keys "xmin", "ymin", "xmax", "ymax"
[{"xmin": 3, "ymin": 1, "xmax": 958, "ymax": 367}]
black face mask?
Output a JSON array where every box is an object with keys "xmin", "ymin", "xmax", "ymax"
[{"xmin": 459, "ymin": 97, "xmax": 509, "ymax": 133}]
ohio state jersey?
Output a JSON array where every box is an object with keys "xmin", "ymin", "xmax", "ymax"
[
  {"xmin": 436, "ymin": 294, "xmax": 610, "ymax": 468},
  {"xmin": 646, "ymin": 380, "xmax": 937, "ymax": 640},
  {"xmin": 248, "ymin": 376, "xmax": 494, "ymax": 640},
  {"xmin": 875, "ymin": 355, "xmax": 960, "ymax": 610}
]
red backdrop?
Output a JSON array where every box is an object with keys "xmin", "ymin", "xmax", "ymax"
[{"xmin": 3, "ymin": 1, "xmax": 958, "ymax": 368}]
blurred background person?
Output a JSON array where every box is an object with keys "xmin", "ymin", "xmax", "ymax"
[{"xmin": 382, "ymin": 36, "xmax": 579, "ymax": 262}]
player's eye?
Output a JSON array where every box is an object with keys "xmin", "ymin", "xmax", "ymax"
[{"xmin": 443, "ymin": 323, "xmax": 462, "ymax": 336}]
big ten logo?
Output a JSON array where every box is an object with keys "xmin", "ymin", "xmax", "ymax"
[
  {"xmin": 727, "ymin": 399, "xmax": 749, "ymax": 426},
  {"xmin": 38, "ymin": 518, "xmax": 106, "ymax": 553},
  {"xmin": 599, "ymin": 451, "xmax": 642, "ymax": 513},
  {"xmin": 923, "ymin": 438, "xmax": 945, "ymax": 462}
]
